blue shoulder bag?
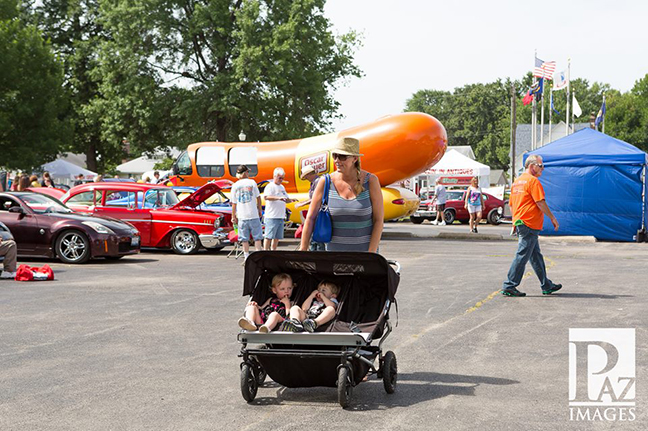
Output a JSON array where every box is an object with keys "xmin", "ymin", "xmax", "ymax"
[{"xmin": 312, "ymin": 174, "xmax": 332, "ymax": 243}]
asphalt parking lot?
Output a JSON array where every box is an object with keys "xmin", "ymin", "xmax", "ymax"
[{"xmin": 1, "ymin": 233, "xmax": 646, "ymax": 430}]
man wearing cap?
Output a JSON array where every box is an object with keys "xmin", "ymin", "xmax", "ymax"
[
  {"xmin": 295, "ymin": 165, "xmax": 325, "ymax": 251},
  {"xmin": 231, "ymin": 165, "xmax": 263, "ymax": 259},
  {"xmin": 501, "ymin": 154, "xmax": 562, "ymax": 297}
]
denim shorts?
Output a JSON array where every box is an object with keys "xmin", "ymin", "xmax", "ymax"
[
  {"xmin": 467, "ymin": 204, "xmax": 482, "ymax": 214},
  {"xmin": 239, "ymin": 218, "xmax": 263, "ymax": 241},
  {"xmin": 263, "ymin": 218, "xmax": 284, "ymax": 240}
]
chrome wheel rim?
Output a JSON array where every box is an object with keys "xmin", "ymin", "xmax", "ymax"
[
  {"xmin": 60, "ymin": 232, "xmax": 87, "ymax": 262},
  {"xmin": 174, "ymin": 231, "xmax": 196, "ymax": 253}
]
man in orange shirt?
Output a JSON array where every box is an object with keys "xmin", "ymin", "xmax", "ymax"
[{"xmin": 502, "ymin": 155, "xmax": 561, "ymax": 297}]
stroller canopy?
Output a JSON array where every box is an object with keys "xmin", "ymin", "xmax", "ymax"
[{"xmin": 243, "ymin": 251, "xmax": 399, "ymax": 301}]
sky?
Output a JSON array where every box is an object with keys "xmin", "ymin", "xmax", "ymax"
[{"xmin": 323, "ymin": 0, "xmax": 648, "ymax": 131}]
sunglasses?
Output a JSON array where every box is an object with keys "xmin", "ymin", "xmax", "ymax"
[
  {"xmin": 332, "ymin": 153, "xmax": 350, "ymax": 161},
  {"xmin": 534, "ymin": 163, "xmax": 545, "ymax": 168}
]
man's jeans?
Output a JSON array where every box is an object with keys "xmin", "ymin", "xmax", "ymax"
[{"xmin": 502, "ymin": 224, "xmax": 553, "ymax": 291}]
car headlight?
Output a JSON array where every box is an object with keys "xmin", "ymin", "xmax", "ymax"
[{"xmin": 82, "ymin": 221, "xmax": 115, "ymax": 235}]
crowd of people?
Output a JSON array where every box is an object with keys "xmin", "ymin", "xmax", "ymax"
[{"xmin": 8, "ymin": 172, "xmax": 56, "ymax": 191}]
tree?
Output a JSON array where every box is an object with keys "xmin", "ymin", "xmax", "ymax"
[
  {"xmin": 606, "ymin": 74, "xmax": 648, "ymax": 152},
  {"xmin": 0, "ymin": 0, "xmax": 70, "ymax": 170},
  {"xmin": 98, "ymin": 0, "xmax": 362, "ymax": 144}
]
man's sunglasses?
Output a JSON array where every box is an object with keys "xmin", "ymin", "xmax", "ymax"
[
  {"xmin": 332, "ymin": 153, "xmax": 350, "ymax": 161},
  {"xmin": 534, "ymin": 163, "xmax": 545, "ymax": 168}
]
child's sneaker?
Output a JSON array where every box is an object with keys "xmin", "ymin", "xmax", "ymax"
[
  {"xmin": 302, "ymin": 318, "xmax": 318, "ymax": 333},
  {"xmin": 238, "ymin": 317, "xmax": 257, "ymax": 331},
  {"xmin": 258, "ymin": 325, "xmax": 270, "ymax": 333}
]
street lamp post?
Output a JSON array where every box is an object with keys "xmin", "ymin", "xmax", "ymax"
[{"xmin": 238, "ymin": 131, "xmax": 246, "ymax": 141}]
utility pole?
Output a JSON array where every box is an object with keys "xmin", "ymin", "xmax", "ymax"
[{"xmin": 510, "ymin": 83, "xmax": 517, "ymax": 182}]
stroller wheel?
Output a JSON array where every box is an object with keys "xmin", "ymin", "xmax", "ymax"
[
  {"xmin": 382, "ymin": 351, "xmax": 397, "ymax": 394},
  {"xmin": 240, "ymin": 363, "xmax": 258, "ymax": 402},
  {"xmin": 337, "ymin": 366, "xmax": 353, "ymax": 408}
]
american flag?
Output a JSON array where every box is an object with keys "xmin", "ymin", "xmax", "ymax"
[{"xmin": 533, "ymin": 58, "xmax": 556, "ymax": 80}]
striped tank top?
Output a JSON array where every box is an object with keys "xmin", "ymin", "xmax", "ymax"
[{"xmin": 326, "ymin": 173, "xmax": 374, "ymax": 251}]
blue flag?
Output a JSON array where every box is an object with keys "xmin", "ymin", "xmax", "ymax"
[
  {"xmin": 595, "ymin": 99, "xmax": 606, "ymax": 128},
  {"xmin": 531, "ymin": 78, "xmax": 544, "ymax": 96},
  {"xmin": 551, "ymin": 93, "xmax": 560, "ymax": 115}
]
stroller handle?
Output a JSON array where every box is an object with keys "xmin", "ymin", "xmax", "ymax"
[{"xmin": 386, "ymin": 259, "xmax": 401, "ymax": 275}]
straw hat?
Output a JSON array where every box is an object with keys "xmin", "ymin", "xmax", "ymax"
[
  {"xmin": 331, "ymin": 137, "xmax": 363, "ymax": 157},
  {"xmin": 300, "ymin": 165, "xmax": 316, "ymax": 180}
]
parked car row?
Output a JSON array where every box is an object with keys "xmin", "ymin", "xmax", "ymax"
[
  {"xmin": 411, "ymin": 190, "xmax": 504, "ymax": 225},
  {"xmin": 0, "ymin": 180, "xmax": 235, "ymax": 264}
]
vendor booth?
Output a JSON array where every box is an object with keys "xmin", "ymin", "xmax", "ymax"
[
  {"xmin": 526, "ymin": 128, "xmax": 648, "ymax": 242},
  {"xmin": 40, "ymin": 159, "xmax": 97, "ymax": 186},
  {"xmin": 416, "ymin": 149, "xmax": 490, "ymax": 193}
]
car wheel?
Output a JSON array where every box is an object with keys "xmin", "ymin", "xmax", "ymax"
[
  {"xmin": 488, "ymin": 209, "xmax": 502, "ymax": 225},
  {"xmin": 55, "ymin": 230, "xmax": 91, "ymax": 264},
  {"xmin": 171, "ymin": 229, "xmax": 200, "ymax": 255},
  {"xmin": 410, "ymin": 216, "xmax": 424, "ymax": 224},
  {"xmin": 443, "ymin": 209, "xmax": 456, "ymax": 225}
]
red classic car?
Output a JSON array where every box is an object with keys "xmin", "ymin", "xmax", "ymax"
[
  {"xmin": 411, "ymin": 190, "xmax": 504, "ymax": 225},
  {"xmin": 0, "ymin": 192, "xmax": 140, "ymax": 263},
  {"xmin": 60, "ymin": 181, "xmax": 232, "ymax": 254}
]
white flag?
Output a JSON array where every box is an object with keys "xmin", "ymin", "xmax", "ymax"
[
  {"xmin": 572, "ymin": 94, "xmax": 582, "ymax": 117},
  {"xmin": 553, "ymin": 70, "xmax": 568, "ymax": 91}
]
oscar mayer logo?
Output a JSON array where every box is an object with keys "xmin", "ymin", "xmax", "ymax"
[{"xmin": 299, "ymin": 152, "xmax": 329, "ymax": 176}]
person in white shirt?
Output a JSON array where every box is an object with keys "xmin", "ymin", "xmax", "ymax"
[
  {"xmin": 231, "ymin": 165, "xmax": 263, "ymax": 259},
  {"xmin": 430, "ymin": 178, "xmax": 447, "ymax": 226},
  {"xmin": 263, "ymin": 167, "xmax": 296, "ymax": 250},
  {"xmin": 151, "ymin": 171, "xmax": 160, "ymax": 184}
]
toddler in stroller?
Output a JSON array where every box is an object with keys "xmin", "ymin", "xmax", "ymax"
[
  {"xmin": 238, "ymin": 251, "xmax": 400, "ymax": 408},
  {"xmin": 282, "ymin": 280, "xmax": 339, "ymax": 333},
  {"xmin": 237, "ymin": 273, "xmax": 294, "ymax": 333}
]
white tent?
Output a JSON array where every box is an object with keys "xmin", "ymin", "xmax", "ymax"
[
  {"xmin": 423, "ymin": 149, "xmax": 490, "ymax": 189},
  {"xmin": 41, "ymin": 159, "xmax": 97, "ymax": 184},
  {"xmin": 117, "ymin": 148, "xmax": 181, "ymax": 175}
]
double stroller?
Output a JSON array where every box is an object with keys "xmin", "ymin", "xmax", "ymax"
[{"xmin": 237, "ymin": 250, "xmax": 400, "ymax": 408}]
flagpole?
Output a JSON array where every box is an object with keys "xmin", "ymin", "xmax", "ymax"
[
  {"xmin": 549, "ymin": 88, "xmax": 553, "ymax": 143},
  {"xmin": 602, "ymin": 94, "xmax": 606, "ymax": 134},
  {"xmin": 532, "ymin": 50, "xmax": 537, "ymax": 150},
  {"xmin": 565, "ymin": 58, "xmax": 571, "ymax": 136},
  {"xmin": 571, "ymin": 89, "xmax": 576, "ymax": 132},
  {"xmin": 540, "ymin": 79, "xmax": 546, "ymax": 147}
]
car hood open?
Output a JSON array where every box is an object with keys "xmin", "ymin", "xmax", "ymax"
[{"xmin": 170, "ymin": 180, "xmax": 233, "ymax": 210}]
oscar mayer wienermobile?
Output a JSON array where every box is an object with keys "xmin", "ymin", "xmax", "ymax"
[{"xmin": 169, "ymin": 112, "xmax": 447, "ymax": 222}]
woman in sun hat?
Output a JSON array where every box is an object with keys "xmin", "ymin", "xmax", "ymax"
[{"xmin": 299, "ymin": 137, "xmax": 384, "ymax": 252}]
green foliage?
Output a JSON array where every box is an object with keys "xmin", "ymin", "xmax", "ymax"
[
  {"xmin": 153, "ymin": 157, "xmax": 175, "ymax": 170},
  {"xmin": 98, "ymin": 0, "xmax": 362, "ymax": 143},
  {"xmin": 0, "ymin": 5, "xmax": 70, "ymax": 170},
  {"xmin": 406, "ymin": 73, "xmax": 648, "ymax": 170}
]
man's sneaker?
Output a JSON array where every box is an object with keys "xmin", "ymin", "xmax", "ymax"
[
  {"xmin": 302, "ymin": 318, "xmax": 318, "ymax": 333},
  {"xmin": 238, "ymin": 316, "xmax": 257, "ymax": 331},
  {"xmin": 439, "ymin": 221, "xmax": 446, "ymax": 226},
  {"xmin": 258, "ymin": 325, "xmax": 270, "ymax": 333},
  {"xmin": 542, "ymin": 284, "xmax": 563, "ymax": 295},
  {"xmin": 474, "ymin": 227, "xmax": 479, "ymax": 233},
  {"xmin": 501, "ymin": 288, "xmax": 526, "ymax": 297},
  {"xmin": 0, "ymin": 271, "xmax": 16, "ymax": 279},
  {"xmin": 431, "ymin": 220, "xmax": 438, "ymax": 225}
]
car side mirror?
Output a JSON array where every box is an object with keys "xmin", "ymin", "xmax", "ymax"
[{"xmin": 8, "ymin": 206, "xmax": 24, "ymax": 214}]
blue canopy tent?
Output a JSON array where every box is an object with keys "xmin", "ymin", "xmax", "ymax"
[{"xmin": 525, "ymin": 129, "xmax": 648, "ymax": 242}]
